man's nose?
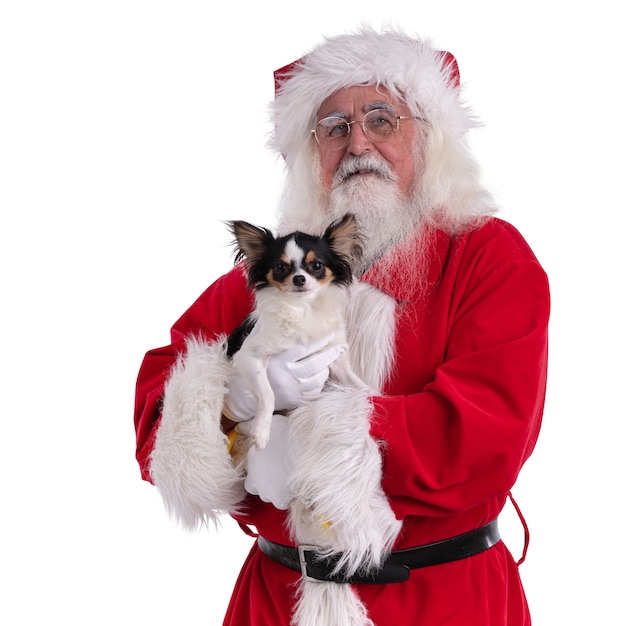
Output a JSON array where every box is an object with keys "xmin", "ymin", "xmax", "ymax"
[{"xmin": 348, "ymin": 122, "xmax": 374, "ymax": 155}]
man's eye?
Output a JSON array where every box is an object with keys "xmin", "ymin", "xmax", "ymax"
[
  {"xmin": 369, "ymin": 114, "xmax": 394, "ymax": 128},
  {"xmin": 329, "ymin": 122, "xmax": 349, "ymax": 136}
]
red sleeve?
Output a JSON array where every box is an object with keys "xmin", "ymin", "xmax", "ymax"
[
  {"xmin": 369, "ymin": 225, "xmax": 550, "ymax": 519},
  {"xmin": 133, "ymin": 266, "xmax": 253, "ymax": 482}
]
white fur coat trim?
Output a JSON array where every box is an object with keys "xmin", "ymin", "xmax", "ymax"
[
  {"xmin": 150, "ymin": 336, "xmax": 246, "ymax": 529},
  {"xmin": 288, "ymin": 384, "xmax": 402, "ymax": 626},
  {"xmin": 288, "ymin": 385, "xmax": 401, "ymax": 574},
  {"xmin": 345, "ymin": 281, "xmax": 396, "ymax": 393},
  {"xmin": 293, "ymin": 581, "xmax": 375, "ymax": 626}
]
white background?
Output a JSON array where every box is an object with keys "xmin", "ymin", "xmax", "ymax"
[{"xmin": 1, "ymin": 1, "xmax": 624, "ymax": 624}]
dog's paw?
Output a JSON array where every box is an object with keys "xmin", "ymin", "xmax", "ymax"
[
  {"xmin": 236, "ymin": 418, "xmax": 271, "ymax": 451},
  {"xmin": 253, "ymin": 432, "xmax": 269, "ymax": 451},
  {"xmin": 253, "ymin": 419, "xmax": 272, "ymax": 450}
]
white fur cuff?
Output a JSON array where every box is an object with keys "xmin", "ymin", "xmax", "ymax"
[
  {"xmin": 288, "ymin": 385, "xmax": 402, "ymax": 575},
  {"xmin": 150, "ymin": 336, "xmax": 246, "ymax": 529}
]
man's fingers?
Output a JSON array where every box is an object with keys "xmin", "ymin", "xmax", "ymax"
[{"xmin": 289, "ymin": 343, "xmax": 348, "ymax": 380}]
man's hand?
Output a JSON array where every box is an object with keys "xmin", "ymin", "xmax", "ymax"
[
  {"xmin": 223, "ymin": 336, "xmax": 346, "ymax": 422},
  {"xmin": 244, "ymin": 414, "xmax": 293, "ymax": 509}
]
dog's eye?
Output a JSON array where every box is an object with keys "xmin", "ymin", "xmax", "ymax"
[
  {"xmin": 307, "ymin": 260, "xmax": 325, "ymax": 276},
  {"xmin": 274, "ymin": 262, "xmax": 289, "ymax": 278}
]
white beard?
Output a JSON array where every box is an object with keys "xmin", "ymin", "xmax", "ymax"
[{"xmin": 292, "ymin": 154, "xmax": 432, "ymax": 301}]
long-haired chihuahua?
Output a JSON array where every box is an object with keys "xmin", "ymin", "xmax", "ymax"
[{"xmin": 225, "ymin": 213, "xmax": 368, "ymax": 450}]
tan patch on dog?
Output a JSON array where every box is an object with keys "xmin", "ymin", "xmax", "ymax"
[
  {"xmin": 304, "ymin": 251, "xmax": 333, "ymax": 284},
  {"xmin": 267, "ymin": 254, "xmax": 294, "ymax": 290}
]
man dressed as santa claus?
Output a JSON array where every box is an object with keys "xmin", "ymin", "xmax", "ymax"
[{"xmin": 134, "ymin": 26, "xmax": 550, "ymax": 626}]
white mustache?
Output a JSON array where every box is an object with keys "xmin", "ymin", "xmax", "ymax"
[{"xmin": 333, "ymin": 155, "xmax": 395, "ymax": 185}]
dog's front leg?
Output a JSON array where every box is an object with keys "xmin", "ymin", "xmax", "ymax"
[{"xmin": 232, "ymin": 351, "xmax": 275, "ymax": 450}]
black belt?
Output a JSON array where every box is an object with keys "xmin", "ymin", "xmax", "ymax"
[{"xmin": 257, "ymin": 519, "xmax": 500, "ymax": 584}]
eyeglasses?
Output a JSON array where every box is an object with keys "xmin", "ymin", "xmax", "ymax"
[{"xmin": 311, "ymin": 109, "xmax": 424, "ymax": 150}]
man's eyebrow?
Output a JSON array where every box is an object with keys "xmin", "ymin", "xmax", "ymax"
[
  {"xmin": 363, "ymin": 102, "xmax": 395, "ymax": 113},
  {"xmin": 324, "ymin": 109, "xmax": 349, "ymax": 119},
  {"xmin": 321, "ymin": 102, "xmax": 395, "ymax": 119}
]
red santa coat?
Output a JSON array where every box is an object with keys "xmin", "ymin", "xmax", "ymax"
[{"xmin": 134, "ymin": 217, "xmax": 549, "ymax": 625}]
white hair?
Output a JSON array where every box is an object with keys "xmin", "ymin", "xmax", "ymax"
[{"xmin": 270, "ymin": 25, "xmax": 497, "ymax": 236}]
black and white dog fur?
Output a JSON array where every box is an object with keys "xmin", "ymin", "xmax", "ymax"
[{"xmin": 225, "ymin": 213, "xmax": 370, "ymax": 450}]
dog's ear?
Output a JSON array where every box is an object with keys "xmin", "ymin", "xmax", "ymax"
[
  {"xmin": 225, "ymin": 220, "xmax": 274, "ymax": 266},
  {"xmin": 325, "ymin": 213, "xmax": 364, "ymax": 263}
]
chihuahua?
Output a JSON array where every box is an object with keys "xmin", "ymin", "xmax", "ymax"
[{"xmin": 225, "ymin": 213, "xmax": 368, "ymax": 450}]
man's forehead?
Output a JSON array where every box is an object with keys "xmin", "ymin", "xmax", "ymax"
[{"xmin": 318, "ymin": 85, "xmax": 406, "ymax": 117}]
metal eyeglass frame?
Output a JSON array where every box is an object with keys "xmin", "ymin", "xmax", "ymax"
[{"xmin": 311, "ymin": 110, "xmax": 426, "ymax": 150}]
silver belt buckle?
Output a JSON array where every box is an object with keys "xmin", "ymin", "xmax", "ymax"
[{"xmin": 297, "ymin": 544, "xmax": 323, "ymax": 583}]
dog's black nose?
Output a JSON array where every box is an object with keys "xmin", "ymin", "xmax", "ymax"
[{"xmin": 293, "ymin": 275, "xmax": 306, "ymax": 287}]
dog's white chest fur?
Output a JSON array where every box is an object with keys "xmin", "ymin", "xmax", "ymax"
[
  {"xmin": 247, "ymin": 284, "xmax": 347, "ymax": 354},
  {"xmin": 232, "ymin": 283, "xmax": 367, "ymax": 450}
]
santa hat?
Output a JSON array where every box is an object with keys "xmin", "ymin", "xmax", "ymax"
[
  {"xmin": 271, "ymin": 26, "xmax": 465, "ymax": 159},
  {"xmin": 270, "ymin": 26, "xmax": 496, "ymax": 233}
]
